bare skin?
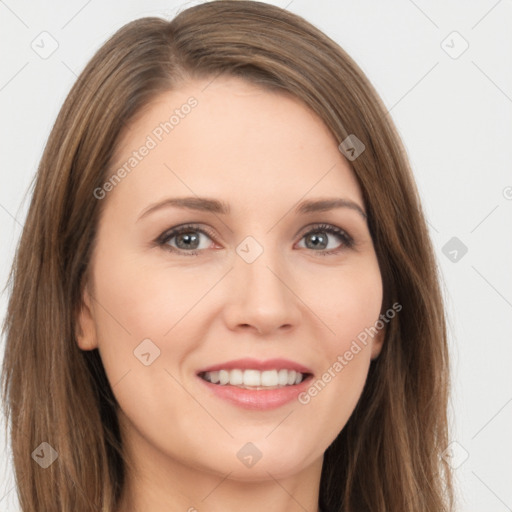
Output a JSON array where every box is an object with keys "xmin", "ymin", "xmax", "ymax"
[{"xmin": 77, "ymin": 76, "xmax": 385, "ymax": 512}]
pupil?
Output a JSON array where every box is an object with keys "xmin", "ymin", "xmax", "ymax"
[
  {"xmin": 307, "ymin": 233, "xmax": 326, "ymax": 249},
  {"xmin": 177, "ymin": 232, "xmax": 199, "ymax": 249}
]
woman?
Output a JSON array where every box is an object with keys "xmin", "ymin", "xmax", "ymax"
[{"xmin": 1, "ymin": 1, "xmax": 453, "ymax": 511}]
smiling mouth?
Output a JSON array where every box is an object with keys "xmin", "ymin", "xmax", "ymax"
[{"xmin": 198, "ymin": 368, "xmax": 312, "ymax": 390}]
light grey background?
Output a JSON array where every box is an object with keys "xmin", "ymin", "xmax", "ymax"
[{"xmin": 1, "ymin": 1, "xmax": 511, "ymax": 510}]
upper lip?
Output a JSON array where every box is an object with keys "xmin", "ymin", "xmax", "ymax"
[{"xmin": 197, "ymin": 358, "xmax": 313, "ymax": 375}]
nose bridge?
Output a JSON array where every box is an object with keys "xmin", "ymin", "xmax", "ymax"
[
  {"xmin": 225, "ymin": 233, "xmax": 300, "ymax": 333},
  {"xmin": 237, "ymin": 234, "xmax": 288, "ymax": 299}
]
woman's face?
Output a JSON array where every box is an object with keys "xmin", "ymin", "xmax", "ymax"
[{"xmin": 78, "ymin": 76, "xmax": 384, "ymax": 483}]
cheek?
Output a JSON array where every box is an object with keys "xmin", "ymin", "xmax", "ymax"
[
  {"xmin": 92, "ymin": 250, "xmax": 202, "ymax": 340},
  {"xmin": 296, "ymin": 259, "xmax": 382, "ymax": 428},
  {"xmin": 88, "ymin": 256, "xmax": 204, "ymax": 447},
  {"xmin": 319, "ymin": 259, "xmax": 383, "ymax": 347},
  {"xmin": 89, "ymin": 249, "xmax": 219, "ymax": 397}
]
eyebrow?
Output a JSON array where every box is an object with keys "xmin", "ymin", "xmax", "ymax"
[
  {"xmin": 296, "ymin": 198, "xmax": 367, "ymax": 219},
  {"xmin": 137, "ymin": 196, "xmax": 367, "ymax": 221}
]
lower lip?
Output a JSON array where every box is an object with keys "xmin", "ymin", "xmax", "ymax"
[{"xmin": 197, "ymin": 375, "xmax": 312, "ymax": 410}]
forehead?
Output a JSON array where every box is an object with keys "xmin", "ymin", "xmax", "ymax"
[{"xmin": 107, "ymin": 76, "xmax": 364, "ymax": 213}]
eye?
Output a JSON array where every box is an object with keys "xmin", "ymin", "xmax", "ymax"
[
  {"xmin": 296, "ymin": 223, "xmax": 354, "ymax": 255},
  {"xmin": 156, "ymin": 222, "xmax": 354, "ymax": 256},
  {"xmin": 157, "ymin": 224, "xmax": 216, "ymax": 256}
]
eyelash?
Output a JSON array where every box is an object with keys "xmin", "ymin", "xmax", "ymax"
[{"xmin": 156, "ymin": 223, "xmax": 355, "ymax": 257}]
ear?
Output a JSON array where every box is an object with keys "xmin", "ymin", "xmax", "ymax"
[
  {"xmin": 75, "ymin": 285, "xmax": 98, "ymax": 351},
  {"xmin": 370, "ymin": 321, "xmax": 386, "ymax": 360}
]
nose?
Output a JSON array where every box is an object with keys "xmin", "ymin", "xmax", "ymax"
[{"xmin": 222, "ymin": 246, "xmax": 302, "ymax": 336}]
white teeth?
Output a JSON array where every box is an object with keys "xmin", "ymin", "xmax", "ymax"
[
  {"xmin": 229, "ymin": 369, "xmax": 244, "ymax": 386},
  {"xmin": 219, "ymin": 369, "xmax": 230, "ymax": 385},
  {"xmin": 243, "ymin": 369, "xmax": 261, "ymax": 387},
  {"xmin": 261, "ymin": 370, "xmax": 278, "ymax": 387},
  {"xmin": 201, "ymin": 368, "xmax": 307, "ymax": 388},
  {"xmin": 278, "ymin": 369, "xmax": 288, "ymax": 386}
]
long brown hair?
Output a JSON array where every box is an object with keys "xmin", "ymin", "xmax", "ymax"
[{"xmin": 1, "ymin": 1, "xmax": 453, "ymax": 510}]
